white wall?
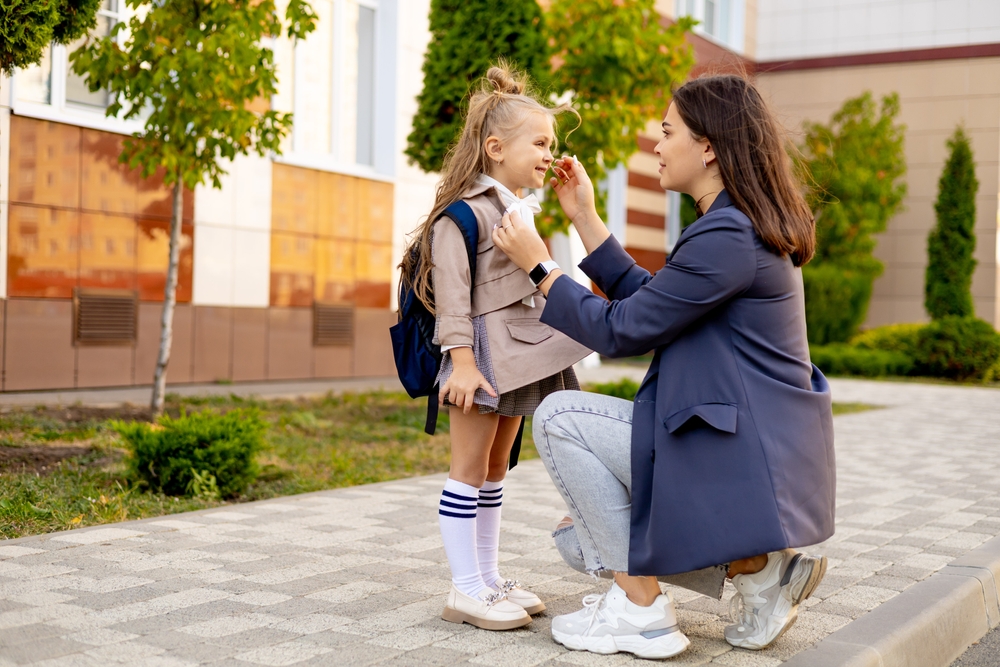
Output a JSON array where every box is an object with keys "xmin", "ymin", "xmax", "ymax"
[
  {"xmin": 191, "ymin": 154, "xmax": 272, "ymax": 307},
  {"xmin": 391, "ymin": 0, "xmax": 440, "ymax": 310},
  {"xmin": 757, "ymin": 0, "xmax": 1000, "ymax": 61}
]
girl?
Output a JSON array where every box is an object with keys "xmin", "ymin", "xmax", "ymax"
[{"xmin": 399, "ymin": 64, "xmax": 590, "ymax": 630}]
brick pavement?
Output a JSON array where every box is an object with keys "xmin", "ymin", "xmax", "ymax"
[{"xmin": 0, "ymin": 376, "xmax": 998, "ymax": 666}]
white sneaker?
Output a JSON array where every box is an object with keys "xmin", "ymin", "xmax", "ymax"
[
  {"xmin": 551, "ymin": 582, "xmax": 690, "ymax": 659},
  {"xmin": 441, "ymin": 585, "xmax": 531, "ymax": 630},
  {"xmin": 494, "ymin": 579, "xmax": 545, "ymax": 615},
  {"xmin": 725, "ymin": 550, "xmax": 828, "ymax": 650}
]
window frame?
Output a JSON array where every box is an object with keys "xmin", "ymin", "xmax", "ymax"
[
  {"xmin": 9, "ymin": 2, "xmax": 145, "ymax": 137},
  {"xmin": 674, "ymin": 0, "xmax": 745, "ymax": 54}
]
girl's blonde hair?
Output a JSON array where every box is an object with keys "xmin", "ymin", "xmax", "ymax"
[{"xmin": 399, "ymin": 61, "xmax": 577, "ymax": 314}]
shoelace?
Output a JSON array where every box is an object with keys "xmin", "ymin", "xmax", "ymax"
[
  {"xmin": 579, "ymin": 592, "xmax": 609, "ymax": 634},
  {"xmin": 728, "ymin": 593, "xmax": 761, "ymax": 633}
]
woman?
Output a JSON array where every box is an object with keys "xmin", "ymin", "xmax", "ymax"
[{"xmin": 491, "ymin": 74, "xmax": 835, "ymax": 659}]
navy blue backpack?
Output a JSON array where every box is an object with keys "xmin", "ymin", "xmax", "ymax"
[{"xmin": 390, "ymin": 200, "xmax": 525, "ymax": 466}]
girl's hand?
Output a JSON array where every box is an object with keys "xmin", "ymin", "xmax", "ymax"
[
  {"xmin": 551, "ymin": 156, "xmax": 597, "ymax": 225},
  {"xmin": 492, "ymin": 209, "xmax": 551, "ymax": 273},
  {"xmin": 440, "ymin": 348, "xmax": 497, "ymax": 414}
]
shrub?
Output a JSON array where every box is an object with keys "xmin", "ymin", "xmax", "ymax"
[
  {"xmin": 114, "ymin": 409, "xmax": 266, "ymax": 498},
  {"xmin": 588, "ymin": 378, "xmax": 640, "ymax": 402},
  {"xmin": 850, "ymin": 323, "xmax": 924, "ymax": 358},
  {"xmin": 803, "ymin": 264, "xmax": 875, "ymax": 344},
  {"xmin": 914, "ymin": 316, "xmax": 1000, "ymax": 380},
  {"xmin": 810, "ymin": 344, "xmax": 914, "ymax": 377},
  {"xmin": 925, "ymin": 126, "xmax": 979, "ymax": 320}
]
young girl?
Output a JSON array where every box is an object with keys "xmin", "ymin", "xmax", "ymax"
[{"xmin": 400, "ymin": 64, "xmax": 590, "ymax": 630}]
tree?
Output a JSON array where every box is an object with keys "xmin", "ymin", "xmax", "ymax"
[
  {"xmin": 925, "ymin": 126, "xmax": 978, "ymax": 319},
  {"xmin": 1, "ymin": 0, "xmax": 101, "ymax": 75},
  {"xmin": 405, "ymin": 0, "xmax": 549, "ymax": 174},
  {"xmin": 798, "ymin": 92, "xmax": 907, "ymax": 343},
  {"xmin": 541, "ymin": 0, "xmax": 694, "ymax": 235},
  {"xmin": 72, "ymin": 0, "xmax": 317, "ymax": 413}
]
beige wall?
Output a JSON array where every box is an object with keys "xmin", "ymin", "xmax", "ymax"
[{"xmin": 757, "ymin": 57, "xmax": 1000, "ymax": 329}]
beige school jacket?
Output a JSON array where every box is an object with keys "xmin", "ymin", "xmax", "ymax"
[{"xmin": 431, "ymin": 182, "xmax": 591, "ymax": 394}]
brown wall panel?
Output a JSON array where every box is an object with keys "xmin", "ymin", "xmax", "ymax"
[
  {"xmin": 353, "ymin": 308, "xmax": 396, "ymax": 378},
  {"xmin": 77, "ymin": 346, "xmax": 133, "ymax": 388},
  {"xmin": 231, "ymin": 308, "xmax": 267, "ymax": 382},
  {"xmin": 192, "ymin": 307, "xmax": 233, "ymax": 383},
  {"xmin": 134, "ymin": 303, "xmax": 194, "ymax": 385},
  {"xmin": 0, "ymin": 300, "xmax": 5, "ymax": 391},
  {"xmin": 314, "ymin": 346, "xmax": 353, "ymax": 379},
  {"xmin": 3, "ymin": 298, "xmax": 76, "ymax": 391},
  {"xmin": 267, "ymin": 308, "xmax": 312, "ymax": 380}
]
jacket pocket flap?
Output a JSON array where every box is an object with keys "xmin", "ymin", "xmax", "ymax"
[
  {"xmin": 505, "ymin": 319, "xmax": 554, "ymax": 345},
  {"xmin": 664, "ymin": 403, "xmax": 738, "ymax": 434}
]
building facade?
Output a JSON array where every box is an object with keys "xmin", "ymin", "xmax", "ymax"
[
  {"xmin": 1, "ymin": 0, "xmax": 997, "ymax": 392},
  {"xmin": 0, "ymin": 0, "xmax": 431, "ymax": 392}
]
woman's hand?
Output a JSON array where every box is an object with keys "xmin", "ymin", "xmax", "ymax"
[
  {"xmin": 492, "ymin": 209, "xmax": 552, "ymax": 273},
  {"xmin": 440, "ymin": 347, "xmax": 496, "ymax": 414},
  {"xmin": 551, "ymin": 156, "xmax": 597, "ymax": 226}
]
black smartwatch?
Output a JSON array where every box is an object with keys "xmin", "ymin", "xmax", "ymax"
[{"xmin": 529, "ymin": 260, "xmax": 560, "ymax": 287}]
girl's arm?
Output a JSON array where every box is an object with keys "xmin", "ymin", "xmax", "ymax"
[{"xmin": 431, "ymin": 218, "xmax": 497, "ymax": 412}]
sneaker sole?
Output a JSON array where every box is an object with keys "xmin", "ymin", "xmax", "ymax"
[
  {"xmin": 789, "ymin": 554, "xmax": 828, "ymax": 605},
  {"xmin": 552, "ymin": 628, "xmax": 690, "ymax": 659},
  {"xmin": 441, "ymin": 606, "xmax": 532, "ymax": 630}
]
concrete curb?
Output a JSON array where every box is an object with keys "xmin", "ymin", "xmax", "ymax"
[{"xmin": 784, "ymin": 535, "xmax": 1000, "ymax": 667}]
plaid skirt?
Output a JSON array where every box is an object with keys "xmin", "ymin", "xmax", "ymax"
[{"xmin": 436, "ymin": 315, "xmax": 580, "ymax": 417}]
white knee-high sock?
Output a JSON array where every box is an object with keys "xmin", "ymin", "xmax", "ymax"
[
  {"xmin": 439, "ymin": 478, "xmax": 487, "ymax": 597},
  {"xmin": 477, "ymin": 479, "xmax": 504, "ymax": 588}
]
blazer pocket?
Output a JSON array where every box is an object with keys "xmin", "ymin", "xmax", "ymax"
[
  {"xmin": 664, "ymin": 402, "xmax": 738, "ymax": 434},
  {"xmin": 505, "ymin": 319, "xmax": 554, "ymax": 345}
]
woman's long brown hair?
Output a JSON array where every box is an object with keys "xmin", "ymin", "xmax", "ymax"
[
  {"xmin": 399, "ymin": 61, "xmax": 575, "ymax": 314},
  {"xmin": 672, "ymin": 75, "xmax": 816, "ymax": 266}
]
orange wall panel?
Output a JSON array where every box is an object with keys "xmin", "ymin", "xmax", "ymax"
[
  {"xmin": 7, "ymin": 205, "xmax": 80, "ymax": 298},
  {"xmin": 9, "ymin": 116, "xmax": 81, "ymax": 209}
]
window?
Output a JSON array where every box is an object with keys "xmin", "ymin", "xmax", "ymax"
[
  {"xmin": 12, "ymin": 0, "xmax": 135, "ymax": 132},
  {"xmin": 275, "ymin": 0, "xmax": 390, "ymax": 175},
  {"xmin": 675, "ymin": 0, "xmax": 744, "ymax": 53}
]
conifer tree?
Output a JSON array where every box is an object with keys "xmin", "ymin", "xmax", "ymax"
[
  {"xmin": 925, "ymin": 126, "xmax": 979, "ymax": 320},
  {"xmin": 1, "ymin": 0, "xmax": 101, "ymax": 74},
  {"xmin": 405, "ymin": 0, "xmax": 549, "ymax": 174}
]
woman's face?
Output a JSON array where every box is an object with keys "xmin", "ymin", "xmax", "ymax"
[{"xmin": 655, "ymin": 102, "xmax": 706, "ymax": 195}]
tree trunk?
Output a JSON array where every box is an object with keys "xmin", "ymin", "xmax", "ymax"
[{"xmin": 151, "ymin": 178, "xmax": 184, "ymax": 414}]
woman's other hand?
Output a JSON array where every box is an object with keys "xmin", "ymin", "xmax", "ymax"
[
  {"xmin": 492, "ymin": 209, "xmax": 552, "ymax": 273},
  {"xmin": 551, "ymin": 156, "xmax": 597, "ymax": 225},
  {"xmin": 441, "ymin": 347, "xmax": 497, "ymax": 414}
]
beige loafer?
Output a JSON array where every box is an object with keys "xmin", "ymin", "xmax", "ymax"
[
  {"xmin": 496, "ymin": 579, "xmax": 545, "ymax": 615},
  {"xmin": 441, "ymin": 585, "xmax": 531, "ymax": 630}
]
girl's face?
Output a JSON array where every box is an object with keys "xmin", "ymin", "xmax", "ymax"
[
  {"xmin": 487, "ymin": 113, "xmax": 555, "ymax": 191},
  {"xmin": 655, "ymin": 102, "xmax": 709, "ymax": 195}
]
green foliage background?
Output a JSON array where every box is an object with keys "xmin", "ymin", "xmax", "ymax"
[
  {"xmin": 925, "ymin": 127, "xmax": 979, "ymax": 319},
  {"xmin": 404, "ymin": 0, "xmax": 550, "ymax": 174},
  {"xmin": 0, "ymin": 0, "xmax": 101, "ymax": 74},
  {"xmin": 799, "ymin": 92, "xmax": 908, "ymax": 343}
]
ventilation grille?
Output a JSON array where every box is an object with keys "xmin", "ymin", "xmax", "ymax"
[
  {"xmin": 74, "ymin": 289, "xmax": 138, "ymax": 345},
  {"xmin": 314, "ymin": 304, "xmax": 354, "ymax": 346}
]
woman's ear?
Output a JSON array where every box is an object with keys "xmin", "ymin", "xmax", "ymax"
[
  {"xmin": 484, "ymin": 136, "xmax": 504, "ymax": 164},
  {"xmin": 703, "ymin": 142, "xmax": 717, "ymax": 168}
]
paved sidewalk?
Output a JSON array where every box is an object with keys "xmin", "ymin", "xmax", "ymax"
[{"xmin": 0, "ymin": 376, "xmax": 998, "ymax": 666}]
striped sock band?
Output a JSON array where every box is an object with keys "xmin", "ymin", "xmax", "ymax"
[
  {"xmin": 478, "ymin": 485, "xmax": 502, "ymax": 508},
  {"xmin": 439, "ymin": 488, "xmax": 478, "ymax": 519}
]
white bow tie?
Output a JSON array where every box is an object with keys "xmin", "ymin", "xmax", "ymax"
[{"xmin": 508, "ymin": 193, "xmax": 542, "ymax": 215}]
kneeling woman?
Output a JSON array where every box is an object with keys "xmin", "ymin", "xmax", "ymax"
[{"xmin": 491, "ymin": 74, "xmax": 835, "ymax": 659}]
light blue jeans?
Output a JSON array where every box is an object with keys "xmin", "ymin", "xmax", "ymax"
[{"xmin": 533, "ymin": 390, "xmax": 727, "ymax": 600}]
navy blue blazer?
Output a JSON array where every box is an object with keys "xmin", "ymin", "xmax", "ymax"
[{"xmin": 540, "ymin": 190, "xmax": 836, "ymax": 575}]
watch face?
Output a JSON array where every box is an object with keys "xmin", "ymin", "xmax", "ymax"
[{"xmin": 529, "ymin": 263, "xmax": 548, "ymax": 286}]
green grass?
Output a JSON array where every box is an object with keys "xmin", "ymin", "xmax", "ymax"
[
  {"xmin": 0, "ymin": 391, "xmax": 539, "ymax": 540},
  {"xmin": 831, "ymin": 402, "xmax": 880, "ymax": 415},
  {"xmin": 0, "ymin": 387, "xmax": 878, "ymax": 541}
]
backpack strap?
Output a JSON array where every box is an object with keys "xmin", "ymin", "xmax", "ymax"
[{"xmin": 424, "ymin": 201, "xmax": 481, "ymax": 437}]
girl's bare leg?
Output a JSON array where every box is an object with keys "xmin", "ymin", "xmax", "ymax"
[
  {"xmin": 449, "ymin": 408, "xmax": 500, "ymax": 487},
  {"xmin": 486, "ymin": 415, "xmax": 523, "ymax": 481}
]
